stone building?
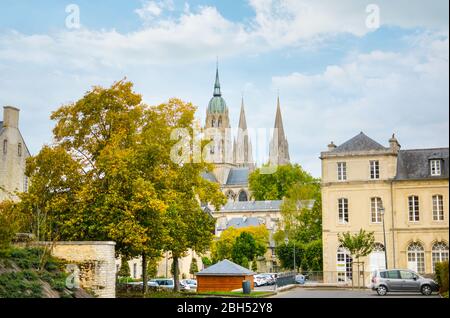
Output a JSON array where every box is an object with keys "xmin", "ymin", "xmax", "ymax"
[
  {"xmin": 0, "ymin": 106, "xmax": 30, "ymax": 202},
  {"xmin": 321, "ymin": 132, "xmax": 449, "ymax": 285}
]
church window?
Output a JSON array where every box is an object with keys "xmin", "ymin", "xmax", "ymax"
[
  {"xmin": 238, "ymin": 190, "xmax": 248, "ymax": 202},
  {"xmin": 18, "ymin": 143, "xmax": 22, "ymax": 157},
  {"xmin": 211, "ymin": 118, "xmax": 216, "ymax": 127},
  {"xmin": 3, "ymin": 140, "xmax": 7, "ymax": 154},
  {"xmin": 218, "ymin": 117, "xmax": 222, "ymax": 127},
  {"xmin": 24, "ymin": 176, "xmax": 28, "ymax": 192}
]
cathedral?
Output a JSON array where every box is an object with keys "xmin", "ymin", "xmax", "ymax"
[{"xmin": 202, "ymin": 65, "xmax": 291, "ymax": 203}]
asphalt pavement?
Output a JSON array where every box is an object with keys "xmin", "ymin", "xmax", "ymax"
[{"xmin": 270, "ymin": 287, "xmax": 441, "ymax": 298}]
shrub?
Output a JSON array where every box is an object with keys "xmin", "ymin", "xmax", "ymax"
[
  {"xmin": 435, "ymin": 261, "xmax": 449, "ymax": 293},
  {"xmin": 118, "ymin": 257, "xmax": 131, "ymax": 278}
]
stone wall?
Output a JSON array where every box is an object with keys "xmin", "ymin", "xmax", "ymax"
[{"xmin": 40, "ymin": 241, "xmax": 116, "ymax": 298}]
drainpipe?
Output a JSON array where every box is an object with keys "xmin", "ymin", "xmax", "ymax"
[{"xmin": 390, "ymin": 180, "xmax": 396, "ymax": 268}]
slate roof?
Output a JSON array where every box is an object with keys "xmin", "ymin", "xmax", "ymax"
[
  {"xmin": 220, "ymin": 200, "xmax": 283, "ymax": 212},
  {"xmin": 226, "ymin": 168, "xmax": 249, "ymax": 185},
  {"xmin": 225, "ymin": 217, "xmax": 265, "ymax": 229},
  {"xmin": 196, "ymin": 259, "xmax": 255, "ymax": 276},
  {"xmin": 333, "ymin": 132, "xmax": 387, "ymax": 153},
  {"xmin": 395, "ymin": 148, "xmax": 449, "ymax": 180},
  {"xmin": 201, "ymin": 171, "xmax": 218, "ymax": 183}
]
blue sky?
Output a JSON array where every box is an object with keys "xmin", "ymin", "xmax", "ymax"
[{"xmin": 0, "ymin": 0, "xmax": 448, "ymax": 176}]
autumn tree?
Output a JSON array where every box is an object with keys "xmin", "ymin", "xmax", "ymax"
[
  {"xmin": 12, "ymin": 80, "xmax": 225, "ymax": 293},
  {"xmin": 211, "ymin": 225, "xmax": 269, "ymax": 263},
  {"xmin": 249, "ymin": 164, "xmax": 317, "ymax": 200}
]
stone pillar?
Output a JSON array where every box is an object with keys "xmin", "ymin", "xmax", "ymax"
[{"xmin": 42, "ymin": 241, "xmax": 116, "ymax": 298}]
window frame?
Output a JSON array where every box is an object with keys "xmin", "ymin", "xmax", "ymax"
[
  {"xmin": 432, "ymin": 194, "xmax": 444, "ymax": 221},
  {"xmin": 430, "ymin": 159, "xmax": 442, "ymax": 176},
  {"xmin": 338, "ymin": 198, "xmax": 349, "ymax": 224},
  {"xmin": 370, "ymin": 197, "xmax": 383, "ymax": 223},
  {"xmin": 408, "ymin": 195, "xmax": 420, "ymax": 222},
  {"xmin": 369, "ymin": 160, "xmax": 380, "ymax": 180},
  {"xmin": 337, "ymin": 162, "xmax": 347, "ymax": 181},
  {"xmin": 432, "ymin": 242, "xmax": 449, "ymax": 273}
]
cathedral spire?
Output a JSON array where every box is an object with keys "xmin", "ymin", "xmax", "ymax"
[
  {"xmin": 238, "ymin": 96, "xmax": 247, "ymax": 131},
  {"xmin": 234, "ymin": 96, "xmax": 254, "ymax": 169},
  {"xmin": 213, "ymin": 60, "xmax": 221, "ymax": 97},
  {"xmin": 269, "ymin": 96, "xmax": 290, "ymax": 166}
]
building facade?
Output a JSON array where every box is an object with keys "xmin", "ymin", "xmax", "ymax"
[
  {"xmin": 321, "ymin": 132, "xmax": 449, "ymax": 285},
  {"xmin": 0, "ymin": 106, "xmax": 30, "ymax": 202}
]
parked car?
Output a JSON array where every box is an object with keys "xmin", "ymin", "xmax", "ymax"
[
  {"xmin": 181, "ymin": 279, "xmax": 197, "ymax": 289},
  {"xmin": 254, "ymin": 274, "xmax": 268, "ymax": 287},
  {"xmin": 261, "ymin": 274, "xmax": 276, "ymax": 285},
  {"xmin": 149, "ymin": 278, "xmax": 190, "ymax": 290},
  {"xmin": 371, "ymin": 269, "xmax": 439, "ymax": 296}
]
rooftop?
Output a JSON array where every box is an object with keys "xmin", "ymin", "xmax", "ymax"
[
  {"xmin": 220, "ymin": 200, "xmax": 283, "ymax": 212},
  {"xmin": 332, "ymin": 132, "xmax": 387, "ymax": 153},
  {"xmin": 396, "ymin": 148, "xmax": 449, "ymax": 180},
  {"xmin": 196, "ymin": 259, "xmax": 255, "ymax": 276}
]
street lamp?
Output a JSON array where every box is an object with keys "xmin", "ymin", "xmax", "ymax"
[
  {"xmin": 379, "ymin": 206, "xmax": 388, "ymax": 270},
  {"xmin": 285, "ymin": 236, "xmax": 296, "ymax": 273}
]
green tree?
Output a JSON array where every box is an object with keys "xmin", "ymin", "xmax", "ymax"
[
  {"xmin": 201, "ymin": 256, "xmax": 212, "ymax": 267},
  {"xmin": 189, "ymin": 258, "xmax": 199, "ymax": 277},
  {"xmin": 249, "ymin": 164, "xmax": 317, "ymax": 200},
  {"xmin": 0, "ymin": 201, "xmax": 25, "ymax": 248},
  {"xmin": 118, "ymin": 257, "xmax": 131, "ymax": 278},
  {"xmin": 275, "ymin": 242, "xmax": 303, "ymax": 271},
  {"xmin": 11, "ymin": 80, "xmax": 225, "ymax": 294},
  {"xmin": 338, "ymin": 229, "xmax": 375, "ymax": 265},
  {"xmin": 252, "ymin": 258, "xmax": 258, "ymax": 272},
  {"xmin": 146, "ymin": 257, "xmax": 159, "ymax": 279},
  {"xmin": 211, "ymin": 225, "xmax": 269, "ymax": 263},
  {"xmin": 231, "ymin": 232, "xmax": 265, "ymax": 267}
]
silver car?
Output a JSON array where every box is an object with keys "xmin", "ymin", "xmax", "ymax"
[{"xmin": 371, "ymin": 269, "xmax": 439, "ymax": 296}]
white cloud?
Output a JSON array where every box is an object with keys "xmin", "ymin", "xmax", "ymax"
[{"xmin": 272, "ymin": 31, "xmax": 449, "ymax": 175}]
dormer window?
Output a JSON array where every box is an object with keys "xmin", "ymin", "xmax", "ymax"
[{"xmin": 430, "ymin": 159, "xmax": 442, "ymax": 176}]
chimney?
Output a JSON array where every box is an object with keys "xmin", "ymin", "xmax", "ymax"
[
  {"xmin": 3, "ymin": 106, "xmax": 20, "ymax": 129},
  {"xmin": 389, "ymin": 134, "xmax": 401, "ymax": 153},
  {"xmin": 328, "ymin": 141, "xmax": 337, "ymax": 151}
]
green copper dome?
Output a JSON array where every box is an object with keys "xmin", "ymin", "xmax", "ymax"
[{"xmin": 207, "ymin": 66, "xmax": 228, "ymax": 113}]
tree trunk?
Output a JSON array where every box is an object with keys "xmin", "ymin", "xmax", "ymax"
[
  {"xmin": 173, "ymin": 256, "xmax": 180, "ymax": 292},
  {"xmin": 142, "ymin": 253, "xmax": 148, "ymax": 294}
]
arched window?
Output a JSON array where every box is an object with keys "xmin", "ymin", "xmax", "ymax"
[
  {"xmin": 371, "ymin": 197, "xmax": 383, "ymax": 223},
  {"xmin": 218, "ymin": 116, "xmax": 222, "ymax": 127},
  {"xmin": 432, "ymin": 242, "xmax": 449, "ymax": 272},
  {"xmin": 408, "ymin": 242, "xmax": 425, "ymax": 273},
  {"xmin": 3, "ymin": 140, "xmax": 7, "ymax": 154},
  {"xmin": 225, "ymin": 190, "xmax": 235, "ymax": 201},
  {"xmin": 238, "ymin": 190, "xmax": 248, "ymax": 202},
  {"xmin": 211, "ymin": 118, "xmax": 216, "ymax": 127},
  {"xmin": 337, "ymin": 246, "xmax": 352, "ymax": 282},
  {"xmin": 18, "ymin": 143, "xmax": 22, "ymax": 157}
]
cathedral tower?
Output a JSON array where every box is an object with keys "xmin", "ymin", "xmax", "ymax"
[
  {"xmin": 269, "ymin": 96, "xmax": 290, "ymax": 166},
  {"xmin": 234, "ymin": 97, "xmax": 254, "ymax": 170}
]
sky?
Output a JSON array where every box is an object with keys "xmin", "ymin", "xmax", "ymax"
[{"xmin": 0, "ymin": 0, "xmax": 448, "ymax": 177}]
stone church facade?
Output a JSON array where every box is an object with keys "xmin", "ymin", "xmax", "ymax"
[{"xmin": 0, "ymin": 106, "xmax": 30, "ymax": 201}]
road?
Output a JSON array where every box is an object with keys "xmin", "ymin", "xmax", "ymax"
[{"xmin": 270, "ymin": 287, "xmax": 441, "ymax": 298}]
